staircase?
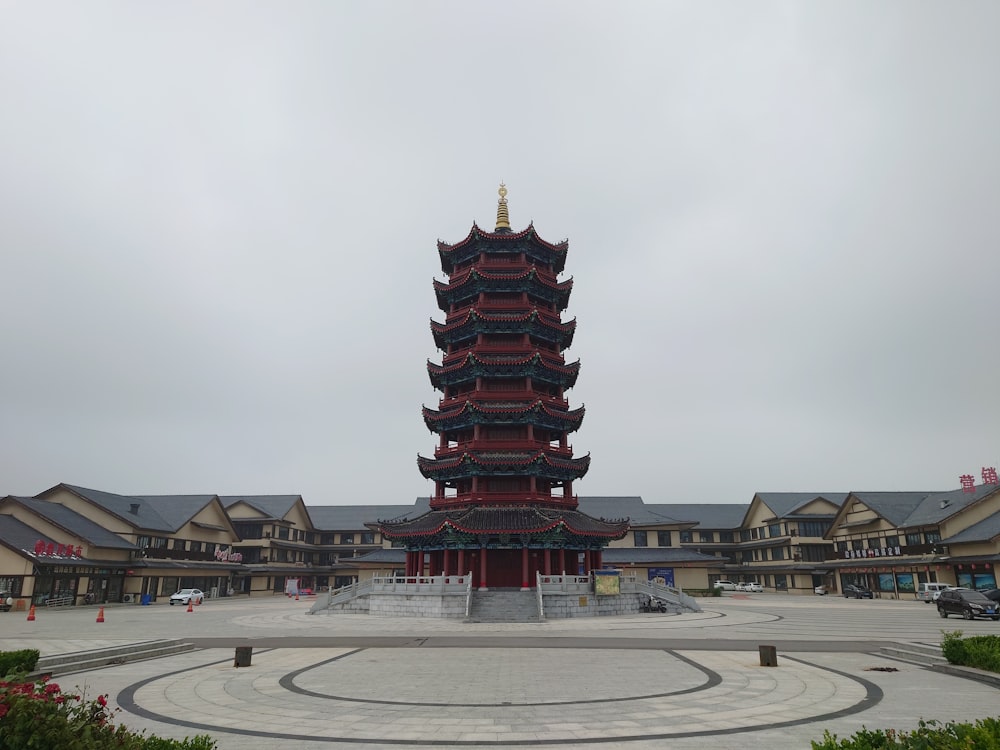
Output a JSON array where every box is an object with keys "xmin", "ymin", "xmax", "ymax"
[
  {"xmin": 878, "ymin": 641, "xmax": 946, "ymax": 667},
  {"xmin": 467, "ymin": 589, "xmax": 542, "ymax": 623},
  {"xmin": 31, "ymin": 639, "xmax": 196, "ymax": 678}
]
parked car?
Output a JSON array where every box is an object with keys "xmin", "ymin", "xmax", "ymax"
[
  {"xmin": 843, "ymin": 584, "xmax": 874, "ymax": 599},
  {"xmin": 916, "ymin": 582, "xmax": 952, "ymax": 603},
  {"xmin": 737, "ymin": 582, "xmax": 763, "ymax": 593},
  {"xmin": 937, "ymin": 588, "xmax": 1000, "ymax": 620},
  {"xmin": 168, "ymin": 588, "xmax": 204, "ymax": 606},
  {"xmin": 0, "ymin": 592, "xmax": 13, "ymax": 612},
  {"xmin": 713, "ymin": 580, "xmax": 738, "ymax": 591}
]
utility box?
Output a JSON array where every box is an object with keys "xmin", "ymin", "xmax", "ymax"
[
  {"xmin": 234, "ymin": 646, "xmax": 252, "ymax": 668},
  {"xmin": 758, "ymin": 645, "xmax": 778, "ymax": 667}
]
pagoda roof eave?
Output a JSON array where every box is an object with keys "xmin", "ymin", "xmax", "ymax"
[
  {"xmin": 437, "ymin": 223, "xmax": 569, "ymax": 254},
  {"xmin": 378, "ymin": 506, "xmax": 628, "ymax": 540}
]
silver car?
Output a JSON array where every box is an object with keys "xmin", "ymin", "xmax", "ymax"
[{"xmin": 168, "ymin": 588, "xmax": 205, "ymax": 606}]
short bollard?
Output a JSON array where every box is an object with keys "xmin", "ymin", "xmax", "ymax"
[
  {"xmin": 234, "ymin": 646, "xmax": 253, "ymax": 668},
  {"xmin": 759, "ymin": 644, "xmax": 778, "ymax": 667}
]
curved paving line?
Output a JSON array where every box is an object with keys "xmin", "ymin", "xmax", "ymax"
[
  {"xmin": 277, "ymin": 648, "xmax": 720, "ymax": 707},
  {"xmin": 116, "ymin": 651, "xmax": 882, "ymax": 746}
]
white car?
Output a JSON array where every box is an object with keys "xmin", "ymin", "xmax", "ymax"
[
  {"xmin": 713, "ymin": 580, "xmax": 738, "ymax": 591},
  {"xmin": 738, "ymin": 582, "xmax": 763, "ymax": 593},
  {"xmin": 169, "ymin": 588, "xmax": 204, "ymax": 606}
]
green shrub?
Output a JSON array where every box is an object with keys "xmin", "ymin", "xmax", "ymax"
[
  {"xmin": 941, "ymin": 630, "xmax": 967, "ymax": 663},
  {"xmin": 0, "ymin": 676, "xmax": 216, "ymax": 750},
  {"xmin": 0, "ymin": 650, "xmax": 39, "ymax": 677},
  {"xmin": 941, "ymin": 630, "xmax": 1000, "ymax": 673},
  {"xmin": 812, "ymin": 717, "xmax": 1000, "ymax": 749}
]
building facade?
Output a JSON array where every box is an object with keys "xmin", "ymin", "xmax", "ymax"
[{"xmin": 2, "ymin": 483, "xmax": 998, "ymax": 607}]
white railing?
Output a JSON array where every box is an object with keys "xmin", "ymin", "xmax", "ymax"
[
  {"xmin": 536, "ymin": 573, "xmax": 593, "ymax": 595},
  {"xmin": 371, "ymin": 573, "xmax": 473, "ymax": 594},
  {"xmin": 464, "ymin": 572, "xmax": 473, "ymax": 618},
  {"xmin": 535, "ymin": 572, "xmax": 546, "ymax": 618},
  {"xmin": 621, "ymin": 575, "xmax": 702, "ymax": 613}
]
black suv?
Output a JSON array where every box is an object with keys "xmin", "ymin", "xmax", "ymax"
[{"xmin": 937, "ymin": 588, "xmax": 1000, "ymax": 620}]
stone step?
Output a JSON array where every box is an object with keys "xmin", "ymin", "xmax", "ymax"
[
  {"xmin": 467, "ymin": 589, "xmax": 542, "ymax": 623},
  {"xmin": 878, "ymin": 641, "xmax": 946, "ymax": 667},
  {"xmin": 32, "ymin": 639, "xmax": 196, "ymax": 677}
]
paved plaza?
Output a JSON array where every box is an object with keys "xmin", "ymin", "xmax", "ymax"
[{"xmin": 3, "ymin": 593, "xmax": 998, "ymax": 749}]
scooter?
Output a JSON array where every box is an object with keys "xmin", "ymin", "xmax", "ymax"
[{"xmin": 641, "ymin": 596, "xmax": 667, "ymax": 613}]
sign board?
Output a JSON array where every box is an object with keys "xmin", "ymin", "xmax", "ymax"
[{"xmin": 594, "ymin": 570, "xmax": 621, "ymax": 595}]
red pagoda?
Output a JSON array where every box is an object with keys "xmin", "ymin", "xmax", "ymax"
[{"xmin": 380, "ymin": 186, "xmax": 628, "ymax": 590}]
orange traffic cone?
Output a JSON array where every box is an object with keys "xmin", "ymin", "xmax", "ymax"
[
  {"xmin": 96, "ymin": 606, "xmax": 105, "ymax": 623},
  {"xmin": 187, "ymin": 600, "xmax": 193, "ymax": 613},
  {"xmin": 26, "ymin": 605, "xmax": 36, "ymax": 622}
]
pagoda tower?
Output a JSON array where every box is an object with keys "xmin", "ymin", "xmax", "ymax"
[{"xmin": 380, "ymin": 186, "xmax": 627, "ymax": 590}]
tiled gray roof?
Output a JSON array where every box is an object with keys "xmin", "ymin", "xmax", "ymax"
[
  {"xmin": 577, "ymin": 498, "xmax": 746, "ymax": 528},
  {"xmin": 56, "ymin": 484, "xmax": 174, "ymax": 532},
  {"xmin": 6, "ymin": 497, "xmax": 135, "ymax": 549},
  {"xmin": 848, "ymin": 491, "xmax": 942, "ymax": 527},
  {"xmin": 133, "ymin": 495, "xmax": 221, "ymax": 532},
  {"xmin": 903, "ymin": 485, "xmax": 1000, "ymax": 528},
  {"xmin": 0, "ymin": 513, "xmax": 64, "ymax": 556},
  {"xmin": 342, "ymin": 549, "xmax": 406, "ymax": 564},
  {"xmin": 575, "ymin": 497, "xmax": 648, "ymax": 522},
  {"xmin": 644, "ymin": 503, "xmax": 748, "ymax": 528},
  {"xmin": 310, "ymin": 499, "xmax": 432, "ymax": 530},
  {"xmin": 219, "ymin": 495, "xmax": 306, "ymax": 523},
  {"xmin": 755, "ymin": 493, "xmax": 849, "ymax": 518},
  {"xmin": 602, "ymin": 547, "xmax": 727, "ymax": 564},
  {"xmin": 940, "ymin": 510, "xmax": 1000, "ymax": 544}
]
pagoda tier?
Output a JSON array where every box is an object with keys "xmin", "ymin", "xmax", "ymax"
[
  {"xmin": 437, "ymin": 223, "xmax": 569, "ymax": 275},
  {"xmin": 427, "ymin": 351, "xmax": 580, "ymax": 391},
  {"xmin": 417, "ymin": 450, "xmax": 591, "ymax": 483},
  {"xmin": 378, "ymin": 506, "xmax": 628, "ymax": 548},
  {"xmin": 431, "ymin": 308, "xmax": 576, "ymax": 351},
  {"xmin": 421, "ymin": 400, "xmax": 585, "ymax": 434},
  {"xmin": 433, "ymin": 267, "xmax": 573, "ymax": 313}
]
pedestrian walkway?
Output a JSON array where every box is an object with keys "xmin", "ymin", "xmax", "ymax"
[{"xmin": 3, "ymin": 594, "xmax": 997, "ymax": 749}]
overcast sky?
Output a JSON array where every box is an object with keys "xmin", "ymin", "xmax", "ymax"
[{"xmin": 2, "ymin": 3, "xmax": 998, "ymax": 507}]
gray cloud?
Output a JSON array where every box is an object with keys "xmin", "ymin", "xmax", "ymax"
[{"xmin": 2, "ymin": 2, "xmax": 997, "ymax": 503}]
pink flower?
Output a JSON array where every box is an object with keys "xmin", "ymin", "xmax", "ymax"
[{"xmin": 97, "ymin": 695, "xmax": 108, "ymax": 707}]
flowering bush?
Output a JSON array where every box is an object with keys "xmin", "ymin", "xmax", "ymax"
[{"xmin": 0, "ymin": 675, "xmax": 215, "ymax": 750}]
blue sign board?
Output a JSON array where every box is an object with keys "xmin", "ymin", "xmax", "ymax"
[{"xmin": 647, "ymin": 567, "xmax": 675, "ymax": 587}]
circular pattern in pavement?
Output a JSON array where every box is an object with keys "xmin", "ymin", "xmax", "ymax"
[{"xmin": 117, "ymin": 647, "xmax": 881, "ymax": 745}]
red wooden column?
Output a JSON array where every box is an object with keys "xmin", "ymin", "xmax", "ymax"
[
  {"xmin": 583, "ymin": 550, "xmax": 592, "ymax": 574},
  {"xmin": 442, "ymin": 548, "xmax": 451, "ymax": 577},
  {"xmin": 457, "ymin": 549, "xmax": 466, "ymax": 577},
  {"xmin": 594, "ymin": 550, "xmax": 603, "ymax": 570},
  {"xmin": 479, "ymin": 546, "xmax": 489, "ymax": 591},
  {"xmin": 543, "ymin": 548, "xmax": 552, "ymax": 575},
  {"xmin": 405, "ymin": 552, "xmax": 412, "ymax": 577},
  {"xmin": 558, "ymin": 548, "xmax": 566, "ymax": 574},
  {"xmin": 521, "ymin": 546, "xmax": 530, "ymax": 590}
]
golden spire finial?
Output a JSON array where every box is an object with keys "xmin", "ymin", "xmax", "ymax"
[{"xmin": 495, "ymin": 182, "xmax": 510, "ymax": 231}]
